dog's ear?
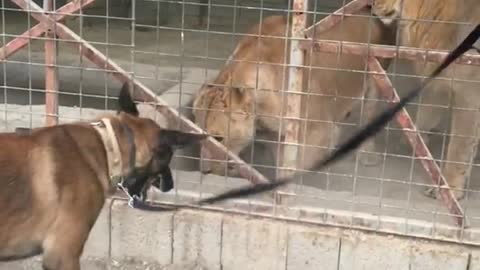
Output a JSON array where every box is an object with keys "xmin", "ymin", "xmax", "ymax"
[
  {"xmin": 159, "ymin": 130, "xmax": 207, "ymax": 149},
  {"xmin": 118, "ymin": 82, "xmax": 139, "ymax": 117}
]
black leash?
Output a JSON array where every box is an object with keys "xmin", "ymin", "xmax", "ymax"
[{"xmin": 197, "ymin": 24, "xmax": 480, "ymax": 206}]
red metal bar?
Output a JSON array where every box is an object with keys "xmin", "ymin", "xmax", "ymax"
[
  {"xmin": 44, "ymin": 42, "xmax": 58, "ymax": 126},
  {"xmin": 368, "ymin": 57, "xmax": 465, "ymax": 226},
  {"xmin": 299, "ymin": 40, "xmax": 480, "ymax": 66},
  {"xmin": 44, "ymin": 0, "xmax": 58, "ymax": 126},
  {"xmin": 0, "ymin": 0, "xmax": 95, "ymax": 61},
  {"xmin": 51, "ymin": 0, "xmax": 96, "ymax": 21},
  {"xmin": 10, "ymin": 0, "xmax": 56, "ymax": 22},
  {"xmin": 282, "ymin": 0, "xmax": 309, "ymax": 175},
  {"xmin": 52, "ymin": 20, "xmax": 271, "ymax": 185},
  {"xmin": 6, "ymin": 0, "xmax": 470, "ymax": 226},
  {"xmin": 10, "ymin": 0, "xmax": 269, "ymax": 185},
  {"xmin": 0, "ymin": 25, "xmax": 45, "ymax": 60},
  {"xmin": 300, "ymin": 0, "xmax": 465, "ymax": 227},
  {"xmin": 304, "ymin": 0, "xmax": 369, "ymax": 38}
]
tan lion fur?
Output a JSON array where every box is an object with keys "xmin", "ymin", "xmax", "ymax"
[
  {"xmin": 372, "ymin": 0, "xmax": 480, "ymax": 199},
  {"xmin": 193, "ymin": 8, "xmax": 396, "ymax": 177}
]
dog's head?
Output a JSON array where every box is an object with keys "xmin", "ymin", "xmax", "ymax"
[{"xmin": 112, "ymin": 82, "xmax": 207, "ymax": 196}]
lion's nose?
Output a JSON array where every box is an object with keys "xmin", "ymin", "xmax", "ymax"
[{"xmin": 213, "ymin": 135, "xmax": 224, "ymax": 142}]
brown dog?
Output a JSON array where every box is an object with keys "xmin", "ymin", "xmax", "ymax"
[{"xmin": 0, "ymin": 83, "xmax": 205, "ymax": 270}]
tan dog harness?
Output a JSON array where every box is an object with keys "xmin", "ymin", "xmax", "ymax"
[{"xmin": 91, "ymin": 118, "xmax": 123, "ymax": 181}]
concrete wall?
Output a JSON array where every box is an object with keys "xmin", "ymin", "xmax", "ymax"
[{"xmin": 2, "ymin": 198, "xmax": 480, "ymax": 270}]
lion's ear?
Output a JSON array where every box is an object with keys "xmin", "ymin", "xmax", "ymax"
[{"xmin": 220, "ymin": 73, "xmax": 253, "ymax": 106}]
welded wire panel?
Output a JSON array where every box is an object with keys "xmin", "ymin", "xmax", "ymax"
[{"xmin": 1, "ymin": 0, "xmax": 480, "ymax": 247}]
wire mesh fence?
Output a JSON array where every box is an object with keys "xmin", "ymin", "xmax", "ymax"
[{"xmin": 1, "ymin": 0, "xmax": 480, "ymax": 246}]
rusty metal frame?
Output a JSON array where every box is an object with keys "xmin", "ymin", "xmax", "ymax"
[
  {"xmin": 1, "ymin": 0, "xmax": 97, "ymax": 125},
  {"xmin": 368, "ymin": 58, "xmax": 465, "ymax": 226},
  {"xmin": 304, "ymin": 0, "xmax": 370, "ymax": 37},
  {"xmin": 281, "ymin": 0, "xmax": 309, "ymax": 176},
  {"xmin": 0, "ymin": 0, "xmax": 97, "ymax": 61},
  {"xmin": 43, "ymin": 0, "xmax": 58, "ymax": 126},
  {"xmin": 5, "ymin": 0, "xmax": 270, "ymax": 186},
  {"xmin": 3, "ymin": 0, "xmax": 475, "ymax": 226},
  {"xmin": 299, "ymin": 40, "xmax": 480, "ymax": 66},
  {"xmin": 298, "ymin": 0, "xmax": 471, "ymax": 226}
]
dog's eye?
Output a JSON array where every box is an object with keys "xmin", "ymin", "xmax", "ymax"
[{"xmin": 214, "ymin": 136, "xmax": 224, "ymax": 142}]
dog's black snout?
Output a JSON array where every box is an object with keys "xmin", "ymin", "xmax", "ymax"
[{"xmin": 213, "ymin": 136, "xmax": 224, "ymax": 142}]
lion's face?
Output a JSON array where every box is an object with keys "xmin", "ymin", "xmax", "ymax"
[
  {"xmin": 193, "ymin": 83, "xmax": 255, "ymax": 176},
  {"xmin": 372, "ymin": 0, "xmax": 402, "ymax": 25}
]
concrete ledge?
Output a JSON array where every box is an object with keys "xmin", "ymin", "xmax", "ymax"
[
  {"xmin": 1, "ymin": 200, "xmax": 480, "ymax": 270},
  {"xmin": 173, "ymin": 210, "xmax": 222, "ymax": 269},
  {"xmin": 286, "ymin": 224, "xmax": 341, "ymax": 270},
  {"xmin": 110, "ymin": 200, "xmax": 173, "ymax": 265},
  {"xmin": 221, "ymin": 215, "xmax": 288, "ymax": 270}
]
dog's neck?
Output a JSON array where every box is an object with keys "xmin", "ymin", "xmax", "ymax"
[{"xmin": 91, "ymin": 118, "xmax": 125, "ymax": 182}]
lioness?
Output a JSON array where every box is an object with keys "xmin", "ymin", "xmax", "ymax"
[
  {"xmin": 371, "ymin": 0, "xmax": 480, "ymax": 199},
  {"xmin": 0, "ymin": 83, "xmax": 205, "ymax": 270},
  {"xmin": 193, "ymin": 7, "xmax": 396, "ymax": 177}
]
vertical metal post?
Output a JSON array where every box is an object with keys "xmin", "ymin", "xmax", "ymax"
[
  {"xmin": 281, "ymin": 0, "xmax": 308, "ymax": 177},
  {"xmin": 44, "ymin": 0, "xmax": 59, "ymax": 126}
]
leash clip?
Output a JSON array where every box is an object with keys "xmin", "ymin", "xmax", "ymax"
[{"xmin": 117, "ymin": 180, "xmax": 146, "ymax": 209}]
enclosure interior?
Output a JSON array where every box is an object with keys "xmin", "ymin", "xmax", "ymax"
[{"xmin": 1, "ymin": 0, "xmax": 480, "ymax": 238}]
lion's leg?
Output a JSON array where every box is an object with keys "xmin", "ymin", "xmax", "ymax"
[
  {"xmin": 297, "ymin": 121, "xmax": 337, "ymax": 173},
  {"xmin": 269, "ymin": 119, "xmax": 334, "ymax": 181},
  {"xmin": 426, "ymin": 87, "xmax": 480, "ymax": 200},
  {"xmin": 414, "ymin": 80, "xmax": 450, "ymax": 146},
  {"xmin": 359, "ymin": 75, "xmax": 383, "ymax": 166}
]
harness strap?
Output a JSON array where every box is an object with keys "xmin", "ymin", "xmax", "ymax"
[{"xmin": 91, "ymin": 118, "xmax": 176, "ymax": 212}]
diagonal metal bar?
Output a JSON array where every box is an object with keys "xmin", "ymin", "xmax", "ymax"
[
  {"xmin": 0, "ymin": 25, "xmax": 44, "ymax": 60},
  {"xmin": 50, "ymin": 0, "xmax": 96, "ymax": 21},
  {"xmin": 304, "ymin": 0, "xmax": 369, "ymax": 38},
  {"xmin": 6, "ymin": 0, "xmax": 469, "ymax": 226},
  {"xmin": 55, "ymin": 24, "xmax": 270, "ymax": 185},
  {"xmin": 299, "ymin": 0, "xmax": 464, "ymax": 227},
  {"xmin": 0, "ymin": 0, "xmax": 95, "ymax": 60},
  {"xmin": 11, "ymin": 0, "xmax": 57, "ymax": 22},
  {"xmin": 10, "ymin": 0, "xmax": 270, "ymax": 185},
  {"xmin": 368, "ymin": 57, "xmax": 465, "ymax": 226}
]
